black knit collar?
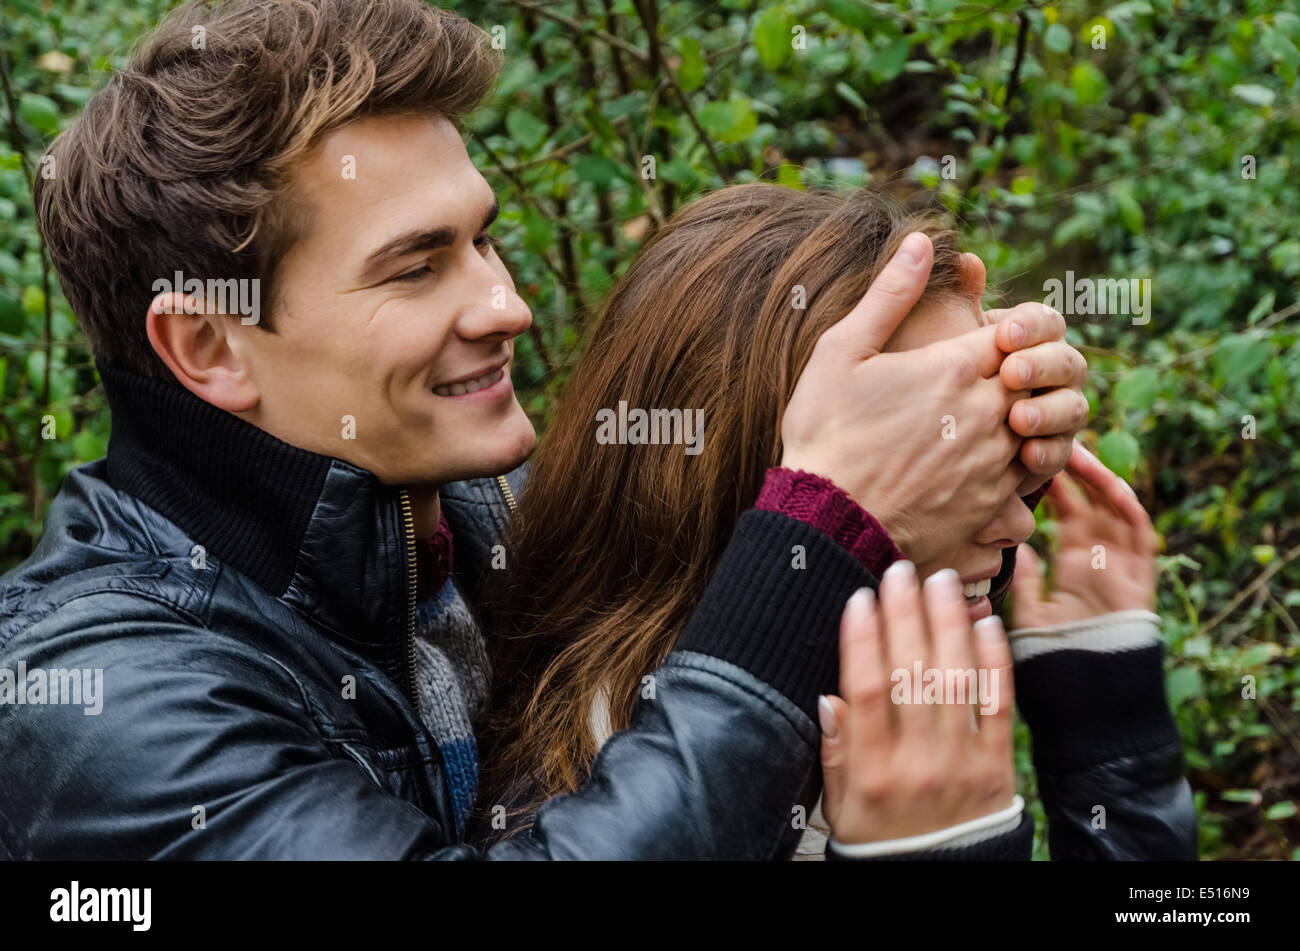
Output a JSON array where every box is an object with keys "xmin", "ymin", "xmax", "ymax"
[{"xmin": 98, "ymin": 360, "xmax": 410, "ymax": 669}]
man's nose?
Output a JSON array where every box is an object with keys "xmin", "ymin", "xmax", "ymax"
[{"xmin": 454, "ymin": 261, "xmax": 532, "ymax": 341}]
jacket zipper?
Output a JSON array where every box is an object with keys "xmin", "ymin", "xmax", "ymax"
[
  {"xmin": 401, "ymin": 478, "xmax": 511, "ymax": 719},
  {"xmin": 495, "ymin": 473, "xmax": 518, "ymax": 513},
  {"xmin": 398, "ymin": 488, "xmax": 421, "ymax": 719}
]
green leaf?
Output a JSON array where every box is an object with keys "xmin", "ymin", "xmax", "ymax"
[
  {"xmin": 522, "ymin": 206, "xmax": 554, "ymax": 255},
  {"xmin": 1240, "ymin": 643, "xmax": 1278, "ymax": 668},
  {"xmin": 1230, "ymin": 84, "xmax": 1275, "ymax": 107},
  {"xmin": 868, "ymin": 36, "xmax": 910, "ymax": 82},
  {"xmin": 1246, "ymin": 291, "xmax": 1276, "ymax": 325},
  {"xmin": 1182, "ymin": 636, "xmax": 1210, "ymax": 658},
  {"xmin": 658, "ymin": 156, "xmax": 699, "ymax": 188},
  {"xmin": 824, "ymin": 0, "xmax": 876, "ymax": 33},
  {"xmin": 1220, "ymin": 789, "xmax": 1261, "ymax": 805},
  {"xmin": 21, "ymin": 285, "xmax": 45, "ymax": 318},
  {"xmin": 505, "ymin": 109, "xmax": 548, "ymax": 152},
  {"xmin": 54, "ymin": 82, "xmax": 93, "ymax": 107},
  {"xmin": 72, "ymin": 429, "xmax": 106, "ymax": 462},
  {"xmin": 1166, "ymin": 666, "xmax": 1203, "ymax": 709},
  {"xmin": 1113, "ymin": 366, "xmax": 1159, "ymax": 412},
  {"xmin": 697, "ymin": 99, "xmax": 757, "ymax": 143},
  {"xmin": 1097, "ymin": 429, "xmax": 1140, "ymax": 481},
  {"xmin": 0, "ymin": 289, "xmax": 23, "ymax": 334},
  {"xmin": 1212, "ymin": 336, "xmax": 1271, "ymax": 385},
  {"xmin": 754, "ymin": 7, "xmax": 792, "ymax": 71},
  {"xmin": 835, "ymin": 82, "xmax": 868, "ymax": 114},
  {"xmin": 572, "ymin": 154, "xmax": 626, "ymax": 189},
  {"xmin": 582, "ymin": 106, "xmax": 619, "ymax": 145},
  {"xmin": 676, "ymin": 37, "xmax": 706, "ymax": 93},
  {"xmin": 19, "ymin": 93, "xmax": 60, "ymax": 136},
  {"xmin": 1114, "ymin": 189, "xmax": 1144, "ymax": 235},
  {"xmin": 1070, "ymin": 62, "xmax": 1107, "ymax": 105},
  {"xmin": 1044, "ymin": 23, "xmax": 1072, "ymax": 54},
  {"xmin": 1265, "ymin": 801, "xmax": 1298, "ymax": 821}
]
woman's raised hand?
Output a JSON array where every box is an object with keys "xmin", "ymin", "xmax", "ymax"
[
  {"xmin": 819, "ymin": 561, "xmax": 1016, "ymax": 845},
  {"xmin": 1010, "ymin": 441, "xmax": 1158, "ymax": 628}
]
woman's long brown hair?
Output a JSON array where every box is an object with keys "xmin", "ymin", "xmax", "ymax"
[{"xmin": 476, "ymin": 183, "xmax": 965, "ymax": 833}]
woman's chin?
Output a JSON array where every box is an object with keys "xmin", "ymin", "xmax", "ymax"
[{"xmin": 965, "ymin": 595, "xmax": 992, "ymax": 623}]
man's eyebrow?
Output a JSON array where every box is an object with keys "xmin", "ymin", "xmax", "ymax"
[{"xmin": 360, "ymin": 197, "xmax": 500, "ymax": 280}]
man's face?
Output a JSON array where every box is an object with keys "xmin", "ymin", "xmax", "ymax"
[{"xmin": 234, "ymin": 113, "xmax": 536, "ymax": 485}]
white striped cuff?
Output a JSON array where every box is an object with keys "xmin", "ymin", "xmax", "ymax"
[
  {"xmin": 1007, "ymin": 610, "xmax": 1161, "ymax": 664},
  {"xmin": 827, "ymin": 794, "xmax": 1025, "ymax": 858}
]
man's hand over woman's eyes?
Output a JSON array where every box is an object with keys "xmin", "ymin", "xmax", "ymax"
[{"xmin": 985, "ymin": 301, "xmax": 1090, "ymax": 496}]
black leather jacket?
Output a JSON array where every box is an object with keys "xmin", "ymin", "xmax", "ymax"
[
  {"xmin": 1, "ymin": 363, "xmax": 854, "ymax": 859},
  {"xmin": 0, "ymin": 364, "xmax": 1196, "ymax": 860}
]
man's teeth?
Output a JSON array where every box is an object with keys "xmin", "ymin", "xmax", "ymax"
[
  {"xmin": 962, "ymin": 578, "xmax": 991, "ymax": 600},
  {"xmin": 433, "ymin": 367, "xmax": 503, "ymax": 397}
]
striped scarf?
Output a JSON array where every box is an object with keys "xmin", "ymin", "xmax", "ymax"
[{"xmin": 411, "ymin": 515, "xmax": 490, "ymax": 839}]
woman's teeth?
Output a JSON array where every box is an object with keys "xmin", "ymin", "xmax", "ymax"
[
  {"xmin": 962, "ymin": 578, "xmax": 991, "ymax": 601},
  {"xmin": 433, "ymin": 367, "xmax": 503, "ymax": 397}
]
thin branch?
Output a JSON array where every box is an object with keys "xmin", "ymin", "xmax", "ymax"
[
  {"xmin": 1203, "ymin": 541, "xmax": 1300, "ymax": 639},
  {"xmin": 1004, "ymin": 10, "xmax": 1029, "ymax": 112},
  {"xmin": 631, "ymin": 0, "xmax": 725, "ymax": 178},
  {"xmin": 509, "ymin": 0, "xmax": 649, "ymax": 65}
]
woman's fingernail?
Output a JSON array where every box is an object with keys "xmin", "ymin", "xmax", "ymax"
[
  {"xmin": 882, "ymin": 559, "xmax": 916, "ymax": 586},
  {"xmin": 818, "ymin": 695, "xmax": 839, "ymax": 739},
  {"xmin": 845, "ymin": 585, "xmax": 874, "ymax": 619},
  {"xmin": 974, "ymin": 616, "xmax": 1005, "ymax": 641},
  {"xmin": 1009, "ymin": 321, "xmax": 1026, "ymax": 347},
  {"xmin": 923, "ymin": 567, "xmax": 960, "ymax": 599},
  {"xmin": 1017, "ymin": 357, "xmax": 1033, "ymax": 384}
]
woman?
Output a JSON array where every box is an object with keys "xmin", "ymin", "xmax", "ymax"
[{"xmin": 475, "ymin": 184, "xmax": 1196, "ymax": 859}]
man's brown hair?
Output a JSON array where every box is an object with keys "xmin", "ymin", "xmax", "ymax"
[{"xmin": 35, "ymin": 0, "xmax": 501, "ymax": 379}]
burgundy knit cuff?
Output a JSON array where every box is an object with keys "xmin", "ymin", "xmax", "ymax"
[
  {"xmin": 754, "ymin": 468, "xmax": 902, "ymax": 581},
  {"xmin": 415, "ymin": 511, "xmax": 455, "ymax": 602}
]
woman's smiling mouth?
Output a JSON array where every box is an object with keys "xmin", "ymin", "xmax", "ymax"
[{"xmin": 433, "ymin": 366, "xmax": 505, "ymax": 397}]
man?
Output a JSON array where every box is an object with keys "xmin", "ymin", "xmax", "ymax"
[{"xmin": 0, "ymin": 0, "xmax": 1088, "ymax": 859}]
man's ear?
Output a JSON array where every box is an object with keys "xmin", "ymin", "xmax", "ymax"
[{"xmin": 145, "ymin": 292, "xmax": 259, "ymax": 412}]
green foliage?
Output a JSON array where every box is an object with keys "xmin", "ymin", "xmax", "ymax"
[{"xmin": 2, "ymin": 0, "xmax": 1297, "ymax": 858}]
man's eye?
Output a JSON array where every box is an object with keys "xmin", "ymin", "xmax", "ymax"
[
  {"xmin": 391, "ymin": 264, "xmax": 434, "ymax": 283},
  {"xmin": 475, "ymin": 233, "xmax": 501, "ymax": 252}
]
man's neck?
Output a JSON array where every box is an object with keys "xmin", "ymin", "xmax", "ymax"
[{"xmin": 408, "ymin": 483, "xmax": 441, "ymax": 538}]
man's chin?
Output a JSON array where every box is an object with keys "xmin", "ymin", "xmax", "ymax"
[{"xmin": 432, "ymin": 417, "xmax": 536, "ymax": 485}]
